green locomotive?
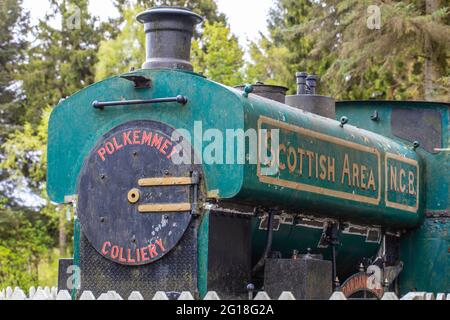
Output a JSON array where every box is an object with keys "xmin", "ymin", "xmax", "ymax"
[{"xmin": 47, "ymin": 7, "xmax": 449, "ymax": 299}]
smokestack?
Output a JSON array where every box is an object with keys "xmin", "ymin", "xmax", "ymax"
[
  {"xmin": 285, "ymin": 72, "xmax": 336, "ymax": 119},
  {"xmin": 136, "ymin": 7, "xmax": 203, "ymax": 71}
]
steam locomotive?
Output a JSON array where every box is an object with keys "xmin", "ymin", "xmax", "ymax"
[{"xmin": 47, "ymin": 7, "xmax": 449, "ymax": 299}]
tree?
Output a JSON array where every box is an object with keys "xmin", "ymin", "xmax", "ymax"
[
  {"xmin": 95, "ymin": 4, "xmax": 145, "ymax": 81},
  {"xmin": 0, "ymin": 106, "xmax": 71, "ymax": 288},
  {"xmin": 19, "ymin": 0, "xmax": 111, "ymax": 126},
  {"xmin": 0, "ymin": 0, "xmax": 29, "ymax": 139},
  {"xmin": 192, "ymin": 21, "xmax": 245, "ymax": 86},
  {"xmin": 285, "ymin": 0, "xmax": 449, "ymax": 100},
  {"xmin": 95, "ymin": 0, "xmax": 235, "ymax": 82},
  {"xmin": 245, "ymin": 0, "xmax": 325, "ymax": 93},
  {"xmin": 248, "ymin": 0, "xmax": 449, "ymax": 101}
]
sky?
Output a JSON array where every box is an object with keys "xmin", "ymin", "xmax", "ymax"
[{"xmin": 23, "ymin": 0, "xmax": 274, "ymax": 48}]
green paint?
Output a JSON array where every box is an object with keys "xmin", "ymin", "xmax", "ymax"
[
  {"xmin": 400, "ymin": 219, "xmax": 450, "ymax": 294},
  {"xmin": 48, "ymin": 67, "xmax": 448, "ymax": 295},
  {"xmin": 47, "ymin": 69, "xmax": 245, "ymax": 204},
  {"xmin": 337, "ymin": 100, "xmax": 449, "ymax": 294},
  {"xmin": 72, "ymin": 217, "xmax": 81, "ymax": 300},
  {"xmin": 251, "ymin": 218, "xmax": 379, "ymax": 279},
  {"xmin": 238, "ymin": 95, "xmax": 423, "ymax": 228},
  {"xmin": 197, "ymin": 211, "xmax": 210, "ymax": 298}
]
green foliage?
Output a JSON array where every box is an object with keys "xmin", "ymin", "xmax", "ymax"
[
  {"xmin": 1, "ymin": 107, "xmax": 50, "ymax": 192},
  {"xmin": 245, "ymin": 34, "xmax": 292, "ymax": 89},
  {"xmin": 0, "ymin": 204, "xmax": 53, "ymax": 288},
  {"xmin": 192, "ymin": 21, "xmax": 245, "ymax": 86},
  {"xmin": 95, "ymin": 4, "xmax": 145, "ymax": 81},
  {"xmin": 249, "ymin": 0, "xmax": 450, "ymax": 101},
  {"xmin": 0, "ymin": 107, "xmax": 73, "ymax": 288},
  {"xmin": 0, "ymin": 0, "xmax": 28, "ymax": 138},
  {"xmin": 95, "ymin": 1, "xmax": 244, "ymax": 86},
  {"xmin": 19, "ymin": 0, "xmax": 111, "ymax": 126}
]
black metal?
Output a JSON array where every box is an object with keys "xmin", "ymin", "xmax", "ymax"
[
  {"xmin": 234, "ymin": 83, "xmax": 288, "ymax": 103},
  {"xmin": 306, "ymin": 75, "xmax": 318, "ymax": 95},
  {"xmin": 77, "ymin": 120, "xmax": 201, "ymax": 266},
  {"xmin": 325, "ymin": 223, "xmax": 340, "ymax": 291},
  {"xmin": 340, "ymin": 116, "xmax": 349, "ymax": 127},
  {"xmin": 391, "ymin": 107, "xmax": 442, "ymax": 154},
  {"xmin": 57, "ymin": 259, "xmax": 74, "ymax": 292},
  {"xmin": 136, "ymin": 7, "xmax": 203, "ymax": 71},
  {"xmin": 252, "ymin": 210, "xmax": 275, "ymax": 273},
  {"xmin": 286, "ymin": 72, "xmax": 336, "ymax": 119},
  {"xmin": 93, "ymin": 96, "xmax": 188, "ymax": 109},
  {"xmin": 207, "ymin": 212, "xmax": 252, "ymax": 300},
  {"xmin": 120, "ymin": 75, "xmax": 152, "ymax": 89},
  {"xmin": 78, "ymin": 221, "xmax": 199, "ymax": 300},
  {"xmin": 264, "ymin": 257, "xmax": 333, "ymax": 300},
  {"xmin": 296, "ymin": 72, "xmax": 308, "ymax": 95},
  {"xmin": 370, "ymin": 110, "xmax": 380, "ymax": 121},
  {"xmin": 191, "ymin": 171, "xmax": 200, "ymax": 216}
]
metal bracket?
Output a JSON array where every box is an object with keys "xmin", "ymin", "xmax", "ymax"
[
  {"xmin": 92, "ymin": 95, "xmax": 188, "ymax": 110},
  {"xmin": 120, "ymin": 75, "xmax": 152, "ymax": 89},
  {"xmin": 131, "ymin": 171, "xmax": 201, "ymax": 216}
]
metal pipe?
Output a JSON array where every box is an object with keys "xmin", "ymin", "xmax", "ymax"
[
  {"xmin": 92, "ymin": 96, "xmax": 188, "ymax": 109},
  {"xmin": 306, "ymin": 75, "xmax": 318, "ymax": 95},
  {"xmin": 252, "ymin": 210, "xmax": 275, "ymax": 273},
  {"xmin": 136, "ymin": 7, "xmax": 203, "ymax": 71},
  {"xmin": 296, "ymin": 72, "xmax": 308, "ymax": 95}
]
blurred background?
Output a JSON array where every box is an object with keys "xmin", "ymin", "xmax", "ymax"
[{"xmin": 0, "ymin": 0, "xmax": 448, "ymax": 288}]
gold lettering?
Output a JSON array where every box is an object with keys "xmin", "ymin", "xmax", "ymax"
[
  {"xmin": 408, "ymin": 171, "xmax": 416, "ymax": 195},
  {"xmin": 328, "ymin": 157, "xmax": 336, "ymax": 182},
  {"xmin": 342, "ymin": 154, "xmax": 351, "ymax": 186},
  {"xmin": 288, "ymin": 146, "xmax": 297, "ymax": 173},
  {"xmin": 306, "ymin": 151, "xmax": 315, "ymax": 178},
  {"xmin": 352, "ymin": 164, "xmax": 360, "ymax": 187},
  {"xmin": 360, "ymin": 165, "xmax": 367, "ymax": 190},
  {"xmin": 319, "ymin": 155, "xmax": 327, "ymax": 181},
  {"xmin": 298, "ymin": 148, "xmax": 305, "ymax": 175},
  {"xmin": 279, "ymin": 144, "xmax": 286, "ymax": 171},
  {"xmin": 390, "ymin": 165, "xmax": 398, "ymax": 192},
  {"xmin": 367, "ymin": 170, "xmax": 376, "ymax": 191},
  {"xmin": 400, "ymin": 169, "xmax": 406, "ymax": 193},
  {"xmin": 315, "ymin": 153, "xmax": 319, "ymax": 179}
]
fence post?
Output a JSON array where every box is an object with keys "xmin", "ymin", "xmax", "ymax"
[
  {"xmin": 152, "ymin": 291, "xmax": 169, "ymax": 300},
  {"xmin": 204, "ymin": 291, "xmax": 221, "ymax": 300},
  {"xmin": 32, "ymin": 288, "xmax": 50, "ymax": 300},
  {"xmin": 254, "ymin": 292, "xmax": 271, "ymax": 300},
  {"xmin": 381, "ymin": 292, "xmax": 399, "ymax": 300},
  {"xmin": 401, "ymin": 292, "xmax": 426, "ymax": 300},
  {"xmin": 178, "ymin": 292, "xmax": 195, "ymax": 300},
  {"xmin": 278, "ymin": 292, "xmax": 296, "ymax": 300},
  {"xmin": 79, "ymin": 291, "xmax": 96, "ymax": 300},
  {"xmin": 10, "ymin": 288, "xmax": 27, "ymax": 300},
  {"xmin": 56, "ymin": 290, "xmax": 72, "ymax": 300},
  {"xmin": 329, "ymin": 292, "xmax": 347, "ymax": 300},
  {"xmin": 128, "ymin": 291, "xmax": 144, "ymax": 300}
]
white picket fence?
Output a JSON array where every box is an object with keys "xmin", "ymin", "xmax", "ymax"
[{"xmin": 0, "ymin": 287, "xmax": 449, "ymax": 300}]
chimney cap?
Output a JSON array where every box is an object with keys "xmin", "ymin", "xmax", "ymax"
[{"xmin": 137, "ymin": 6, "xmax": 203, "ymax": 25}]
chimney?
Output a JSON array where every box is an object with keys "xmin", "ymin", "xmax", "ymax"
[
  {"xmin": 285, "ymin": 72, "xmax": 336, "ymax": 119},
  {"xmin": 136, "ymin": 7, "xmax": 203, "ymax": 71}
]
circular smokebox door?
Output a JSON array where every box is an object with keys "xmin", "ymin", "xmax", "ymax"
[{"xmin": 77, "ymin": 120, "xmax": 200, "ymax": 266}]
